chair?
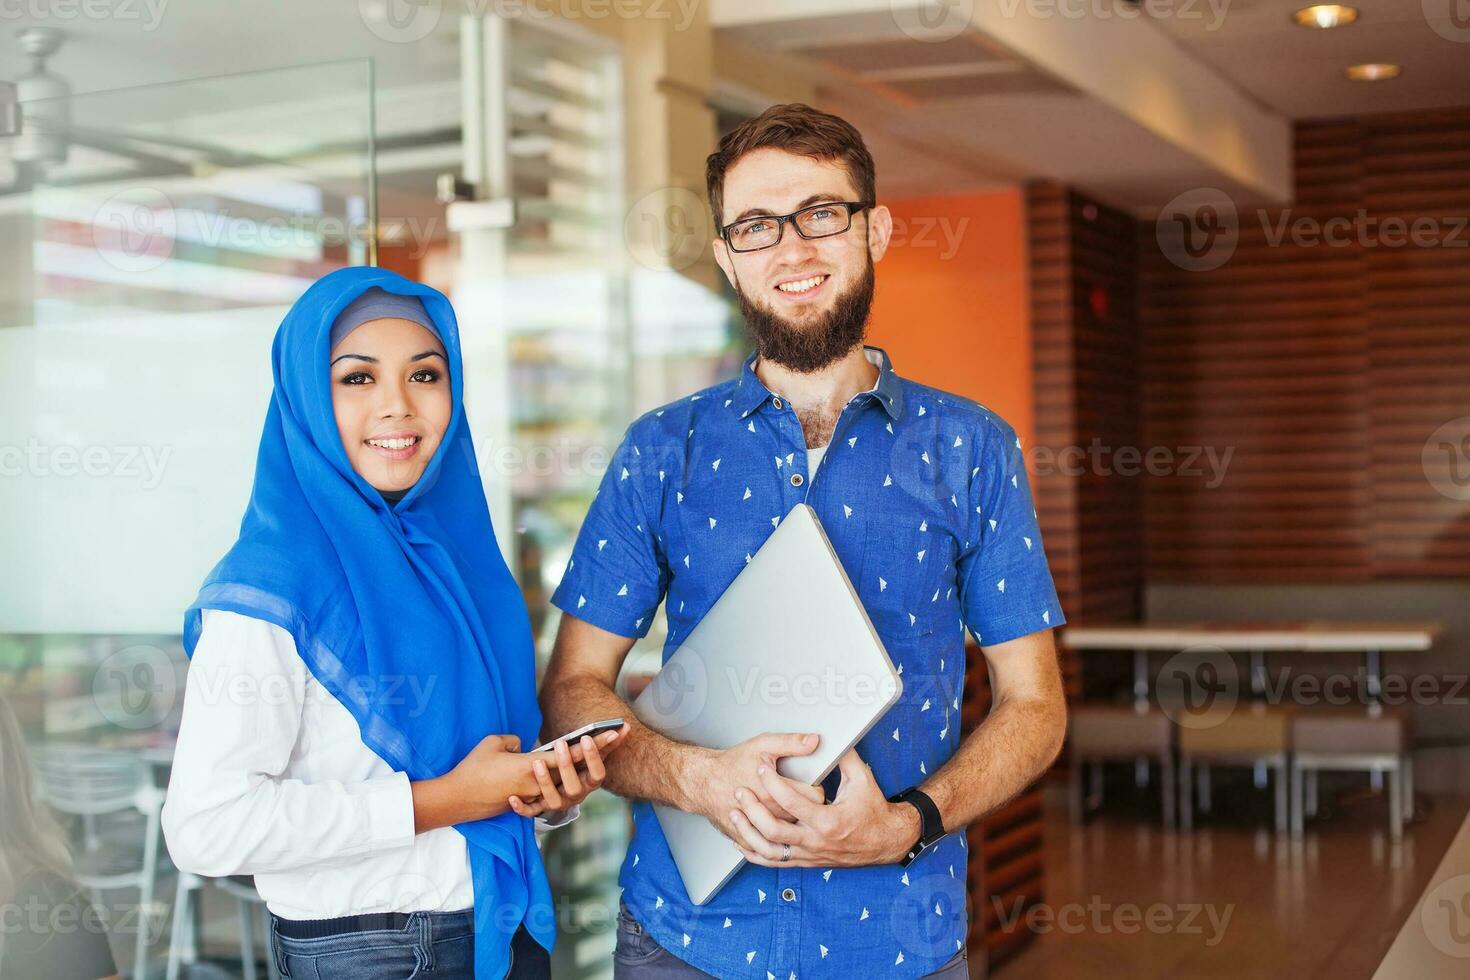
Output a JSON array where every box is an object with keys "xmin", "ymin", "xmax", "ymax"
[
  {"xmin": 1068, "ymin": 704, "xmax": 1177, "ymax": 826},
  {"xmin": 1176, "ymin": 704, "xmax": 1292, "ymax": 834},
  {"xmin": 1289, "ymin": 706, "xmax": 1412, "ymax": 840},
  {"xmin": 31, "ymin": 746, "xmax": 165, "ymax": 980},
  {"xmin": 165, "ymin": 873, "xmax": 280, "ymax": 980}
]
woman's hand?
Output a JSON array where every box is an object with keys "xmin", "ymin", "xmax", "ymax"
[
  {"xmin": 411, "ymin": 725, "xmax": 628, "ymax": 833},
  {"xmin": 508, "ymin": 723, "xmax": 629, "ymax": 818},
  {"xmin": 413, "ymin": 733, "xmax": 534, "ymax": 832}
]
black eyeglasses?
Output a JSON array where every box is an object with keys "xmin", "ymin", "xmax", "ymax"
[{"xmin": 721, "ymin": 201, "xmax": 871, "ymax": 253}]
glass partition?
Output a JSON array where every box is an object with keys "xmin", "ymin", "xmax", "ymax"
[{"xmin": 0, "ymin": 57, "xmax": 375, "ymax": 975}]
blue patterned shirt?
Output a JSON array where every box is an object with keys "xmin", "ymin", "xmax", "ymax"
[{"xmin": 550, "ymin": 346, "xmax": 1065, "ymax": 978}]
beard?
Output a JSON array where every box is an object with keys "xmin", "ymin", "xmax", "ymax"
[{"xmin": 735, "ymin": 254, "xmax": 875, "ymax": 374}]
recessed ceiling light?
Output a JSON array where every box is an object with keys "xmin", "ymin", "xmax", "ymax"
[
  {"xmin": 1345, "ymin": 63, "xmax": 1401, "ymax": 81},
  {"xmin": 1293, "ymin": 4, "xmax": 1359, "ymax": 29}
]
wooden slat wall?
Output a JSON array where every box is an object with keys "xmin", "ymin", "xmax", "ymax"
[
  {"xmin": 1365, "ymin": 108, "xmax": 1470, "ymax": 577},
  {"xmin": 965, "ymin": 183, "xmax": 1145, "ymax": 970},
  {"xmin": 1027, "ymin": 181, "xmax": 1145, "ymax": 694},
  {"xmin": 1139, "ymin": 107, "xmax": 1470, "ymax": 581}
]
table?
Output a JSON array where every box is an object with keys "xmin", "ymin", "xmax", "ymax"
[{"xmin": 1061, "ymin": 622, "xmax": 1441, "ymax": 706}]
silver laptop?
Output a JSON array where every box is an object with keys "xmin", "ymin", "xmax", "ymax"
[{"xmin": 631, "ymin": 503, "xmax": 903, "ymax": 905}]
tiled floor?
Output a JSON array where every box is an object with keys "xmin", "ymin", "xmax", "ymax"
[{"xmin": 995, "ymin": 778, "xmax": 1470, "ymax": 979}]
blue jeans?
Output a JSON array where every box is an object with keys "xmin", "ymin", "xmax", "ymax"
[
  {"xmin": 612, "ymin": 901, "xmax": 970, "ymax": 979},
  {"xmin": 270, "ymin": 908, "xmax": 548, "ymax": 980}
]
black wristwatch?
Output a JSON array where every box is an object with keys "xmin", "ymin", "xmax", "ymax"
[{"xmin": 886, "ymin": 787, "xmax": 945, "ymax": 866}]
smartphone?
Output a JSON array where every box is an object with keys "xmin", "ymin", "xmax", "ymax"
[{"xmin": 531, "ymin": 717, "xmax": 625, "ymax": 752}]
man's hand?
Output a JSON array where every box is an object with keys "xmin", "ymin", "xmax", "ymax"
[
  {"xmin": 508, "ymin": 723, "xmax": 629, "ymax": 818},
  {"xmin": 684, "ymin": 732, "xmax": 825, "ymax": 842},
  {"xmin": 727, "ymin": 748, "xmax": 921, "ymax": 867}
]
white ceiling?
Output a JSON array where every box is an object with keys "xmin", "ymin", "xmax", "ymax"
[
  {"xmin": 1150, "ymin": 0, "xmax": 1470, "ymax": 119},
  {"xmin": 1, "ymin": 0, "xmax": 1465, "ymax": 217},
  {"xmin": 0, "ymin": 3, "xmax": 461, "ymax": 96}
]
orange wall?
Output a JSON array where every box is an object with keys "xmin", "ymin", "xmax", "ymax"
[{"xmin": 868, "ymin": 188, "xmax": 1034, "ymax": 446}]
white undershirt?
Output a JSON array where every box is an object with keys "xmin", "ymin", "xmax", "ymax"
[
  {"xmin": 807, "ymin": 442, "xmax": 828, "ymax": 477},
  {"xmin": 162, "ymin": 609, "xmax": 573, "ymax": 919}
]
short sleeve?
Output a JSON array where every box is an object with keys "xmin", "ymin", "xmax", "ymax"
[
  {"xmin": 956, "ymin": 419, "xmax": 1065, "ymax": 647},
  {"xmin": 550, "ymin": 426, "xmax": 669, "ymax": 638}
]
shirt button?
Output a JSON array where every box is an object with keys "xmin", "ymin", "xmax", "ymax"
[
  {"xmin": 772, "ymin": 396, "xmax": 784, "ymax": 410},
  {"xmin": 790, "ymin": 473, "xmax": 804, "ymax": 488},
  {"xmin": 781, "ymin": 887, "xmax": 796, "ymax": 902}
]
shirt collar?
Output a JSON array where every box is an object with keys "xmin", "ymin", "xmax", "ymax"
[{"xmin": 730, "ymin": 345, "xmax": 905, "ymax": 421}]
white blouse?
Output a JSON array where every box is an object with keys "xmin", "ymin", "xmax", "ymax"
[{"xmin": 162, "ymin": 609, "xmax": 573, "ymax": 920}]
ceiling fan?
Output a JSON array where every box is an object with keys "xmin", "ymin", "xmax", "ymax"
[{"xmin": 0, "ymin": 27, "xmax": 286, "ymax": 199}]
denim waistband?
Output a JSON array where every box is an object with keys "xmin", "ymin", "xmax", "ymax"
[{"xmin": 272, "ymin": 907, "xmax": 474, "ymax": 942}]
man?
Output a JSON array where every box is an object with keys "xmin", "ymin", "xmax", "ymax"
[{"xmin": 541, "ymin": 103, "xmax": 1067, "ymax": 979}]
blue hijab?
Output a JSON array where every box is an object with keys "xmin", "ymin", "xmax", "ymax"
[{"xmin": 184, "ymin": 266, "xmax": 551, "ymax": 977}]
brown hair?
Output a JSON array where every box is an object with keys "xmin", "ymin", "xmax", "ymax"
[
  {"xmin": 0, "ymin": 693, "xmax": 75, "ymax": 904},
  {"xmin": 705, "ymin": 103, "xmax": 877, "ymax": 229}
]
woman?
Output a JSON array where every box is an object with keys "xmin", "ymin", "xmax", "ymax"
[
  {"xmin": 162, "ymin": 267, "xmax": 625, "ymax": 979},
  {"xmin": 0, "ymin": 693, "xmax": 118, "ymax": 979}
]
